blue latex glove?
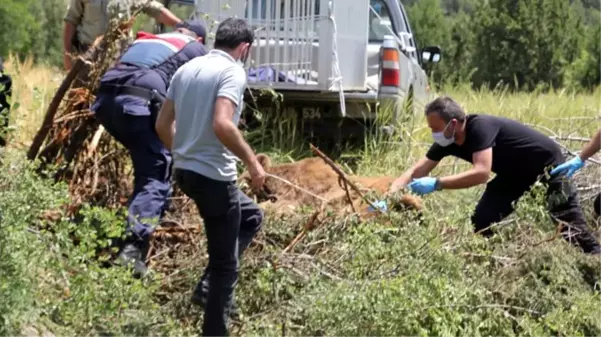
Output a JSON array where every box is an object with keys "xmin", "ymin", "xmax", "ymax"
[
  {"xmin": 368, "ymin": 200, "xmax": 388, "ymax": 213},
  {"xmin": 407, "ymin": 177, "xmax": 438, "ymax": 196},
  {"xmin": 550, "ymin": 156, "xmax": 585, "ymax": 178}
]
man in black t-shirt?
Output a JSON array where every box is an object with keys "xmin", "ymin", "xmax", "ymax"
[{"xmin": 388, "ymin": 96, "xmax": 600, "ymax": 254}]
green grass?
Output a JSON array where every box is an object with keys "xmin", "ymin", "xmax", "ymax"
[{"xmin": 1, "ymin": 58, "xmax": 600, "ymax": 336}]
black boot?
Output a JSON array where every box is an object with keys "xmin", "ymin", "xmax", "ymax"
[
  {"xmin": 190, "ymin": 275, "xmax": 240, "ymax": 319},
  {"xmin": 117, "ymin": 241, "xmax": 149, "ymax": 279}
]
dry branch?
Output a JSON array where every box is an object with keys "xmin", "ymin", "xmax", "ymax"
[
  {"xmin": 25, "ymin": 2, "xmax": 156, "ymax": 210},
  {"xmin": 27, "ymin": 58, "xmax": 87, "ymax": 160},
  {"xmin": 282, "ymin": 209, "xmax": 323, "ymax": 255},
  {"xmin": 310, "ymin": 143, "xmax": 385, "ymax": 214}
]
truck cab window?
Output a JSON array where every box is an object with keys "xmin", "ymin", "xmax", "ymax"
[{"xmin": 369, "ymin": 0, "xmax": 394, "ymax": 41}]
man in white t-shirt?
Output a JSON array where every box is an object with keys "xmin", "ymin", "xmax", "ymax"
[{"xmin": 155, "ymin": 17, "xmax": 265, "ymax": 336}]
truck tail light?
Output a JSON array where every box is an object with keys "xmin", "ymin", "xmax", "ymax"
[{"xmin": 380, "ymin": 42, "xmax": 400, "ymax": 88}]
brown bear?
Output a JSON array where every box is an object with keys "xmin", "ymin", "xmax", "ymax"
[{"xmin": 239, "ymin": 153, "xmax": 422, "ymax": 216}]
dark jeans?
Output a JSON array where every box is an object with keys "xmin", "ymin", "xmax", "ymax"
[
  {"xmin": 472, "ymin": 173, "xmax": 601, "ymax": 254},
  {"xmin": 174, "ymin": 168, "xmax": 263, "ymax": 337},
  {"xmin": 93, "ymin": 95, "xmax": 173, "ymax": 245}
]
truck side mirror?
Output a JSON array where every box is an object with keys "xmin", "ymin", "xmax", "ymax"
[{"xmin": 421, "ymin": 46, "xmax": 442, "ymax": 63}]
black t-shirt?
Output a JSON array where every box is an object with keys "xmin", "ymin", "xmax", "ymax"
[{"xmin": 425, "ymin": 114, "xmax": 564, "ymax": 180}]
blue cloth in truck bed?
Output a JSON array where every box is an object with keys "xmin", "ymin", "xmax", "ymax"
[{"xmin": 247, "ymin": 66, "xmax": 312, "ymax": 84}]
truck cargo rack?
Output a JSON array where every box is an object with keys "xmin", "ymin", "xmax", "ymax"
[{"xmin": 176, "ymin": 0, "xmax": 373, "ymax": 116}]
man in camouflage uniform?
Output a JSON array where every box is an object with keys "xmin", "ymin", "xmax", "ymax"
[{"xmin": 62, "ymin": 0, "xmax": 183, "ymax": 71}]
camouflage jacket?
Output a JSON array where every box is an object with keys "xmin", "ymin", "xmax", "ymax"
[{"xmin": 64, "ymin": 0, "xmax": 165, "ymax": 48}]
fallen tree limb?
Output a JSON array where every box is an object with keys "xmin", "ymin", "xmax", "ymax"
[
  {"xmin": 282, "ymin": 208, "xmax": 322, "ymax": 255},
  {"xmin": 310, "ymin": 143, "xmax": 385, "ymax": 214},
  {"xmin": 550, "ymin": 136, "xmax": 592, "ymax": 143},
  {"xmin": 27, "ymin": 58, "xmax": 87, "ymax": 160},
  {"xmin": 551, "ymin": 139, "xmax": 601, "ymax": 165}
]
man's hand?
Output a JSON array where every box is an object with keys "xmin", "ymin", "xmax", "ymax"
[
  {"xmin": 550, "ymin": 156, "xmax": 585, "ymax": 178},
  {"xmin": 368, "ymin": 200, "xmax": 388, "ymax": 213},
  {"xmin": 407, "ymin": 177, "xmax": 438, "ymax": 196},
  {"xmin": 63, "ymin": 53, "xmax": 73, "ymax": 71},
  {"xmin": 248, "ymin": 160, "xmax": 266, "ymax": 192},
  {"xmin": 389, "ymin": 157, "xmax": 439, "ymax": 194}
]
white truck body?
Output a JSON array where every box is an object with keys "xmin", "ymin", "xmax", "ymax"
[{"xmin": 168, "ymin": 0, "xmax": 442, "ymax": 137}]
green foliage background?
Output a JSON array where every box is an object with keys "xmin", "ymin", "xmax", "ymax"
[
  {"xmin": 0, "ymin": 0, "xmax": 600, "ymax": 336},
  {"xmin": 0, "ymin": 0, "xmax": 598, "ymax": 90},
  {"xmin": 0, "ymin": 0, "xmax": 193, "ymax": 68}
]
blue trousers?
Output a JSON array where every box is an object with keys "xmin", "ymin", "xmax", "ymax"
[
  {"xmin": 93, "ymin": 94, "xmax": 172, "ymax": 243},
  {"xmin": 174, "ymin": 168, "xmax": 263, "ymax": 336}
]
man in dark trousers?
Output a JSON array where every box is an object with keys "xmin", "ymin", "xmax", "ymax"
[
  {"xmin": 155, "ymin": 18, "xmax": 265, "ymax": 336},
  {"xmin": 388, "ymin": 96, "xmax": 601, "ymax": 254},
  {"xmin": 0, "ymin": 57, "xmax": 12, "ymax": 147},
  {"xmin": 90, "ymin": 20, "xmax": 208, "ymax": 278}
]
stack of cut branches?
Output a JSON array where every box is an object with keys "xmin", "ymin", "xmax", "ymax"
[{"xmin": 27, "ymin": 0, "xmax": 156, "ymax": 209}]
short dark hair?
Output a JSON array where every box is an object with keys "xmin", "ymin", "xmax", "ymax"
[
  {"xmin": 424, "ymin": 96, "xmax": 466, "ymax": 122},
  {"xmin": 214, "ymin": 18, "xmax": 254, "ymax": 50}
]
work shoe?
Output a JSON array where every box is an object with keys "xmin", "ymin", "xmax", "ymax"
[
  {"xmin": 190, "ymin": 280, "xmax": 241, "ymax": 319},
  {"xmin": 117, "ymin": 243, "xmax": 149, "ymax": 279}
]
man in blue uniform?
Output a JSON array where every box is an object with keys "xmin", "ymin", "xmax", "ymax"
[{"xmin": 91, "ymin": 20, "xmax": 209, "ymax": 278}]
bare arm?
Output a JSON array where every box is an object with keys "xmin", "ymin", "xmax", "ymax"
[
  {"xmin": 63, "ymin": 22, "xmax": 76, "ymax": 54},
  {"xmin": 155, "ymin": 99, "xmax": 176, "ymax": 150},
  {"xmin": 579, "ymin": 128, "xmax": 601, "ymax": 161},
  {"xmin": 389, "ymin": 157, "xmax": 439, "ymax": 193},
  {"xmin": 145, "ymin": 1, "xmax": 182, "ymax": 26},
  {"xmin": 155, "ymin": 7, "xmax": 182, "ymax": 26},
  {"xmin": 62, "ymin": 22, "xmax": 77, "ymax": 70},
  {"xmin": 212, "ymin": 97, "xmax": 259, "ymax": 168},
  {"xmin": 438, "ymin": 148, "xmax": 492, "ymax": 190},
  {"xmin": 63, "ymin": 0, "xmax": 82, "ymax": 70}
]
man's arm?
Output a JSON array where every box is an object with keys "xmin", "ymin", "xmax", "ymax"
[
  {"xmin": 213, "ymin": 66, "xmax": 258, "ymax": 167},
  {"xmin": 155, "ymin": 99, "xmax": 176, "ymax": 150},
  {"xmin": 63, "ymin": 0, "xmax": 83, "ymax": 70},
  {"xmin": 579, "ymin": 128, "xmax": 601, "ymax": 161},
  {"xmin": 389, "ymin": 157, "xmax": 439, "ymax": 193},
  {"xmin": 145, "ymin": 1, "xmax": 182, "ymax": 26},
  {"xmin": 438, "ymin": 148, "xmax": 492, "ymax": 190},
  {"xmin": 213, "ymin": 97, "xmax": 259, "ymax": 168},
  {"xmin": 63, "ymin": 22, "xmax": 77, "ymax": 69},
  {"xmin": 213, "ymin": 66, "xmax": 264, "ymax": 190}
]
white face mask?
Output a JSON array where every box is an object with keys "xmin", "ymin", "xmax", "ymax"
[{"xmin": 432, "ymin": 120, "xmax": 456, "ymax": 147}]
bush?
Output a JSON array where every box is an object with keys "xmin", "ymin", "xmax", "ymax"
[
  {"xmin": 0, "ymin": 150, "xmax": 180, "ymax": 336},
  {"xmin": 1, "ymin": 136, "xmax": 600, "ymax": 336}
]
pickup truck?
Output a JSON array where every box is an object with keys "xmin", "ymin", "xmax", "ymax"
[{"xmin": 164, "ymin": 0, "xmax": 442, "ymax": 142}]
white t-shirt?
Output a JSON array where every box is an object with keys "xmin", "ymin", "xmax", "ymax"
[{"xmin": 167, "ymin": 49, "xmax": 247, "ymax": 181}]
